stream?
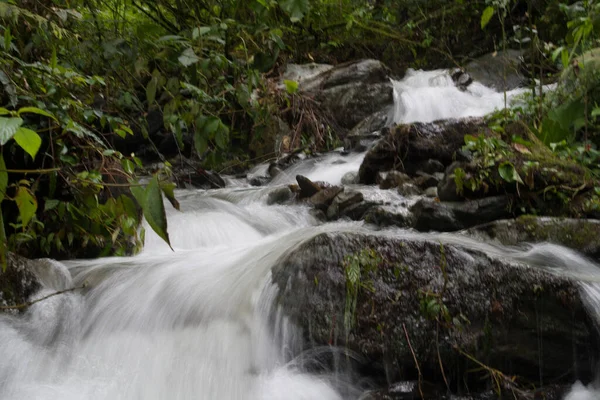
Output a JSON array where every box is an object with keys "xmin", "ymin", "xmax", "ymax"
[{"xmin": 0, "ymin": 69, "xmax": 598, "ymax": 399}]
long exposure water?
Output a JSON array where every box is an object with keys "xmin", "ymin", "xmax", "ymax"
[{"xmin": 0, "ymin": 69, "xmax": 598, "ymax": 399}]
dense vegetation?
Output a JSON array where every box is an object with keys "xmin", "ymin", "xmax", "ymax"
[{"xmin": 0, "ymin": 0, "xmax": 599, "ymax": 264}]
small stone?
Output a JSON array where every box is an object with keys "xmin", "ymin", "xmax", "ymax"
[
  {"xmin": 327, "ymin": 189, "xmax": 364, "ymax": 220},
  {"xmin": 379, "ymin": 171, "xmax": 410, "ymax": 190},
  {"xmin": 267, "ymin": 187, "xmax": 294, "ymax": 205},
  {"xmin": 341, "ymin": 171, "xmax": 358, "ymax": 185},
  {"xmin": 296, "ymin": 175, "xmax": 321, "ymax": 198},
  {"xmin": 397, "ymin": 183, "xmax": 421, "ymax": 197},
  {"xmin": 424, "ymin": 187, "xmax": 438, "ymax": 198}
]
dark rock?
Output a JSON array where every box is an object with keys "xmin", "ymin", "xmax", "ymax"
[
  {"xmin": 268, "ymin": 163, "xmax": 283, "ymax": 178},
  {"xmin": 358, "ymin": 119, "xmax": 490, "ymax": 184},
  {"xmin": 379, "ymin": 171, "xmax": 411, "ymax": 190},
  {"xmin": 173, "ymin": 166, "xmax": 226, "ymax": 189},
  {"xmin": 397, "ymin": 183, "xmax": 421, "ymax": 197},
  {"xmin": 465, "ymin": 217, "xmax": 600, "ymax": 260},
  {"xmin": 411, "ymin": 196, "xmax": 512, "ymax": 232},
  {"xmin": 327, "ymin": 189, "xmax": 365, "ymax": 220},
  {"xmin": 344, "ymin": 111, "xmax": 389, "ymax": 150},
  {"xmin": 309, "ymin": 186, "xmax": 344, "ymax": 211},
  {"xmin": 464, "ymin": 49, "xmax": 525, "ymax": 91},
  {"xmin": 272, "ymin": 232, "xmax": 596, "ymax": 393},
  {"xmin": 413, "ymin": 172, "xmax": 440, "ymax": 190},
  {"xmin": 341, "ymin": 172, "xmax": 359, "ymax": 185},
  {"xmin": 417, "ymin": 159, "xmax": 445, "ymax": 174},
  {"xmin": 250, "ymin": 176, "xmax": 270, "ymax": 187},
  {"xmin": 451, "ymin": 69, "xmax": 474, "ymax": 90},
  {"xmin": 0, "ymin": 253, "xmax": 42, "ymax": 312},
  {"xmin": 296, "ymin": 175, "xmax": 321, "ymax": 199},
  {"xmin": 437, "ymin": 161, "xmax": 469, "ymax": 202},
  {"xmin": 267, "ymin": 187, "xmax": 295, "ymax": 205},
  {"xmin": 362, "ymin": 205, "xmax": 412, "ymax": 228},
  {"xmin": 301, "ymin": 60, "xmax": 394, "ymax": 131}
]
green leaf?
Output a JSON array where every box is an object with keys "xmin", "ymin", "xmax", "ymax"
[
  {"xmin": 121, "ymin": 159, "xmax": 136, "ymax": 175},
  {"xmin": 346, "ymin": 260, "xmax": 360, "ymax": 285},
  {"xmin": 15, "ymin": 186, "xmax": 37, "ymax": 228},
  {"xmin": 132, "ymin": 177, "xmax": 172, "ymax": 250},
  {"xmin": 178, "ymin": 48, "xmax": 200, "ymax": 67},
  {"xmin": 215, "ymin": 123, "xmax": 229, "ymax": 149},
  {"xmin": 160, "ymin": 182, "xmax": 180, "ymax": 211},
  {"xmin": 279, "ymin": 0, "xmax": 310, "ymax": 22},
  {"xmin": 194, "ymin": 130, "xmax": 208, "ymax": 155},
  {"xmin": 481, "ymin": 6, "xmax": 495, "ymax": 29},
  {"xmin": 44, "ymin": 199, "xmax": 60, "ymax": 211},
  {"xmin": 203, "ymin": 117, "xmax": 220, "ymax": 139},
  {"xmin": 18, "ymin": 107, "xmax": 57, "ymax": 121},
  {"xmin": 0, "ymin": 116, "xmax": 23, "ymax": 145},
  {"xmin": 13, "ymin": 127, "xmax": 41, "ymax": 159},
  {"xmin": 146, "ymin": 77, "xmax": 158, "ymax": 105},
  {"xmin": 498, "ymin": 162, "xmax": 524, "ymax": 184},
  {"xmin": 0, "ymin": 108, "xmax": 10, "ymax": 116},
  {"xmin": 284, "ymin": 79, "xmax": 299, "ymax": 94}
]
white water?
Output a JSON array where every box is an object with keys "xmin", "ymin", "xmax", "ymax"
[{"xmin": 0, "ymin": 69, "xmax": 597, "ymax": 399}]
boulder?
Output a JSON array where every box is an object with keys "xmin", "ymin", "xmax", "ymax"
[
  {"xmin": 464, "ymin": 50, "xmax": 525, "ymax": 91},
  {"xmin": 0, "ymin": 253, "xmax": 42, "ymax": 312},
  {"xmin": 358, "ymin": 119, "xmax": 489, "ymax": 184},
  {"xmin": 465, "ymin": 217, "xmax": 600, "ymax": 260},
  {"xmin": 272, "ymin": 232, "xmax": 597, "ymax": 395},
  {"xmin": 410, "ymin": 196, "xmax": 512, "ymax": 232},
  {"xmin": 301, "ymin": 60, "xmax": 394, "ymax": 131},
  {"xmin": 397, "ymin": 183, "xmax": 421, "ymax": 197}
]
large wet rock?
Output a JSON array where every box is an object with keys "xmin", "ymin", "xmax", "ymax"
[
  {"xmin": 358, "ymin": 118, "xmax": 489, "ymax": 184},
  {"xmin": 410, "ymin": 196, "xmax": 513, "ymax": 232},
  {"xmin": 465, "ymin": 217, "xmax": 600, "ymax": 259},
  {"xmin": 300, "ymin": 60, "xmax": 394, "ymax": 131},
  {"xmin": 0, "ymin": 253, "xmax": 42, "ymax": 311},
  {"xmin": 272, "ymin": 232, "xmax": 597, "ymax": 396},
  {"xmin": 464, "ymin": 50, "xmax": 525, "ymax": 91}
]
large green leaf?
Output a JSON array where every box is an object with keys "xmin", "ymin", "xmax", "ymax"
[
  {"xmin": 14, "ymin": 186, "xmax": 37, "ymax": 228},
  {"xmin": 279, "ymin": 0, "xmax": 309, "ymax": 22},
  {"xmin": 17, "ymin": 107, "xmax": 57, "ymax": 121},
  {"xmin": 132, "ymin": 177, "xmax": 172, "ymax": 249},
  {"xmin": 0, "ymin": 116, "xmax": 23, "ymax": 145},
  {"xmin": 13, "ymin": 127, "xmax": 41, "ymax": 159}
]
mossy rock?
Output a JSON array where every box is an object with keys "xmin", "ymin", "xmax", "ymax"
[
  {"xmin": 0, "ymin": 253, "xmax": 42, "ymax": 312},
  {"xmin": 465, "ymin": 216, "xmax": 600, "ymax": 259}
]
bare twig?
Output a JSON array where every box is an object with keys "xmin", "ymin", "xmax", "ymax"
[
  {"xmin": 0, "ymin": 284, "xmax": 86, "ymax": 311},
  {"xmin": 403, "ymin": 323, "xmax": 424, "ymax": 399}
]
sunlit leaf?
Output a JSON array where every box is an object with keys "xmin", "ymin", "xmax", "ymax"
[
  {"xmin": 481, "ymin": 6, "xmax": 495, "ymax": 29},
  {"xmin": 13, "ymin": 127, "xmax": 42, "ymax": 159},
  {"xmin": 284, "ymin": 79, "xmax": 299, "ymax": 94},
  {"xmin": 15, "ymin": 186, "xmax": 37, "ymax": 228}
]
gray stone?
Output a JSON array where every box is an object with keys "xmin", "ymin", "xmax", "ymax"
[
  {"xmin": 341, "ymin": 171, "xmax": 358, "ymax": 185},
  {"xmin": 327, "ymin": 190, "xmax": 364, "ymax": 220},
  {"xmin": 267, "ymin": 187, "xmax": 295, "ymax": 205}
]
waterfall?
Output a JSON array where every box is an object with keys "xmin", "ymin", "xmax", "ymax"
[{"xmin": 0, "ymin": 69, "xmax": 595, "ymax": 399}]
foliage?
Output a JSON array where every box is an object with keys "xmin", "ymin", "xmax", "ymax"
[{"xmin": 342, "ymin": 248, "xmax": 382, "ymax": 336}]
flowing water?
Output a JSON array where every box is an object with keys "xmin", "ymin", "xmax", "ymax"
[{"xmin": 0, "ymin": 70, "xmax": 598, "ymax": 399}]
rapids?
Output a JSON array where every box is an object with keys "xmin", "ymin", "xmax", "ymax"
[{"xmin": 0, "ymin": 69, "xmax": 598, "ymax": 400}]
